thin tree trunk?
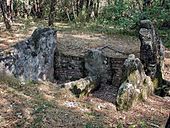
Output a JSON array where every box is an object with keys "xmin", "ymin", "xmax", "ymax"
[
  {"xmin": 86, "ymin": 0, "xmax": 93, "ymax": 21},
  {"xmin": 94, "ymin": 0, "xmax": 99, "ymax": 18},
  {"xmin": 76, "ymin": 0, "xmax": 84, "ymax": 20},
  {"xmin": 76, "ymin": 0, "xmax": 79, "ymax": 16},
  {"xmin": 6, "ymin": 0, "xmax": 13, "ymax": 21},
  {"xmin": 0, "ymin": 0, "xmax": 12, "ymax": 29},
  {"xmin": 36, "ymin": 0, "xmax": 43, "ymax": 18},
  {"xmin": 135, "ymin": 0, "xmax": 142, "ymax": 11},
  {"xmin": 72, "ymin": 0, "xmax": 77, "ymax": 21},
  {"xmin": 48, "ymin": 0, "xmax": 56, "ymax": 26},
  {"xmin": 78, "ymin": 0, "xmax": 84, "ymax": 15},
  {"xmin": 66, "ymin": 9, "xmax": 71, "ymax": 22},
  {"xmin": 13, "ymin": 0, "xmax": 19, "ymax": 17},
  {"xmin": 23, "ymin": 0, "xmax": 30, "ymax": 18},
  {"xmin": 107, "ymin": 0, "xmax": 111, "ymax": 5}
]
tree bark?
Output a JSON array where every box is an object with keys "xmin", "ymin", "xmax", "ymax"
[
  {"xmin": 7, "ymin": 0, "xmax": 13, "ymax": 21},
  {"xmin": 79, "ymin": 0, "xmax": 84, "ymax": 15},
  {"xmin": 72, "ymin": 0, "xmax": 77, "ymax": 21},
  {"xmin": 94, "ymin": 0, "xmax": 99, "ymax": 18},
  {"xmin": 85, "ymin": 0, "xmax": 93, "ymax": 21},
  {"xmin": 48, "ymin": 0, "xmax": 56, "ymax": 26},
  {"xmin": 0, "ymin": 0, "xmax": 12, "ymax": 29},
  {"xmin": 23, "ymin": 0, "xmax": 30, "ymax": 18},
  {"xmin": 135, "ymin": 0, "xmax": 142, "ymax": 11}
]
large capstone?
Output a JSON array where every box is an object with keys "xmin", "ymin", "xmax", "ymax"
[
  {"xmin": 0, "ymin": 28, "xmax": 57, "ymax": 82},
  {"xmin": 139, "ymin": 20, "xmax": 165, "ymax": 86},
  {"xmin": 116, "ymin": 54, "xmax": 154, "ymax": 111}
]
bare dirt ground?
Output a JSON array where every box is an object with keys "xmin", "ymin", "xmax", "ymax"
[
  {"xmin": 57, "ymin": 32, "xmax": 140, "ymax": 58},
  {"xmin": 164, "ymin": 51, "xmax": 170, "ymax": 80},
  {"xmin": 0, "ymin": 20, "xmax": 170, "ymax": 128}
]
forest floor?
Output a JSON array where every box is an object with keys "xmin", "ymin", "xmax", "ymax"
[{"xmin": 0, "ymin": 19, "xmax": 170, "ymax": 128}]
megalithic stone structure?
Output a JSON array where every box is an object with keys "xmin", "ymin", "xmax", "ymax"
[
  {"xmin": 0, "ymin": 28, "xmax": 57, "ymax": 82},
  {"xmin": 139, "ymin": 20, "xmax": 165, "ymax": 88}
]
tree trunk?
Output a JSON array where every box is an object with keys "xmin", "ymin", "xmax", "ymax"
[
  {"xmin": 13, "ymin": 0, "xmax": 19, "ymax": 17},
  {"xmin": 7, "ymin": 0, "xmax": 13, "ymax": 21},
  {"xmin": 0, "ymin": 0, "xmax": 12, "ymax": 29},
  {"xmin": 23, "ymin": 0, "xmax": 30, "ymax": 18},
  {"xmin": 86, "ymin": 0, "xmax": 93, "ymax": 21},
  {"xmin": 66, "ymin": 10, "xmax": 71, "ymax": 22},
  {"xmin": 135, "ymin": 0, "xmax": 142, "ymax": 11},
  {"xmin": 79, "ymin": 0, "xmax": 84, "ymax": 14},
  {"xmin": 76, "ymin": 0, "xmax": 85, "ymax": 20},
  {"xmin": 48, "ymin": 0, "xmax": 56, "ymax": 26},
  {"xmin": 72, "ymin": 0, "xmax": 77, "ymax": 21},
  {"xmin": 36, "ymin": 0, "xmax": 43, "ymax": 18},
  {"xmin": 76, "ymin": 0, "xmax": 79, "ymax": 16},
  {"xmin": 107, "ymin": 0, "xmax": 111, "ymax": 5},
  {"xmin": 143, "ymin": 0, "xmax": 152, "ymax": 9},
  {"xmin": 94, "ymin": 0, "xmax": 99, "ymax": 18}
]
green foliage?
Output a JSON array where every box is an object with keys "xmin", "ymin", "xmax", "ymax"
[
  {"xmin": 84, "ymin": 123, "xmax": 103, "ymax": 128},
  {"xmin": 96, "ymin": 1, "xmax": 170, "ymax": 47},
  {"xmin": 0, "ymin": 73, "xmax": 21, "ymax": 88},
  {"xmin": 2, "ymin": 0, "xmax": 170, "ymax": 47},
  {"xmin": 139, "ymin": 120, "xmax": 147, "ymax": 128},
  {"xmin": 30, "ymin": 101, "xmax": 52, "ymax": 127},
  {"xmin": 117, "ymin": 122, "xmax": 124, "ymax": 128},
  {"xmin": 97, "ymin": 1, "xmax": 138, "ymax": 28},
  {"xmin": 159, "ymin": 29, "xmax": 170, "ymax": 48}
]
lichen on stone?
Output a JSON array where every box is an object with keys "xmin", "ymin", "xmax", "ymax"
[{"xmin": 116, "ymin": 54, "xmax": 154, "ymax": 111}]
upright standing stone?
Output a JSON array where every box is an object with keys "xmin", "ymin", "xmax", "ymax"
[
  {"xmin": 84, "ymin": 49, "xmax": 108, "ymax": 85},
  {"xmin": 0, "ymin": 28, "xmax": 57, "ymax": 82},
  {"xmin": 139, "ymin": 20, "xmax": 165, "ymax": 87},
  {"xmin": 116, "ymin": 54, "xmax": 154, "ymax": 111}
]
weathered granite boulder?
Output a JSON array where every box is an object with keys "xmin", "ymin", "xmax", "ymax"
[
  {"xmin": 0, "ymin": 28, "xmax": 57, "ymax": 82},
  {"xmin": 116, "ymin": 54, "xmax": 154, "ymax": 111},
  {"xmin": 139, "ymin": 20, "xmax": 165, "ymax": 87}
]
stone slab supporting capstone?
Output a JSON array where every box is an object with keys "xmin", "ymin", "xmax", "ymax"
[
  {"xmin": 139, "ymin": 20, "xmax": 165, "ymax": 87},
  {"xmin": 0, "ymin": 28, "xmax": 57, "ymax": 82}
]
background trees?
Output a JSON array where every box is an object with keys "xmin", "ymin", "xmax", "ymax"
[
  {"xmin": 0, "ymin": 0, "xmax": 169, "ymax": 45},
  {"xmin": 0, "ymin": 0, "xmax": 169, "ymax": 27}
]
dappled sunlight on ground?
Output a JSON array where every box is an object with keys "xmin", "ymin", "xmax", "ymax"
[
  {"xmin": 57, "ymin": 32, "xmax": 140, "ymax": 58},
  {"xmin": 54, "ymin": 22, "xmax": 71, "ymax": 29},
  {"xmin": 0, "ymin": 18, "xmax": 170, "ymax": 127},
  {"xmin": 164, "ymin": 58, "xmax": 170, "ymax": 80},
  {"xmin": 0, "ymin": 84, "xmax": 34, "ymax": 127},
  {"xmin": 71, "ymin": 34, "xmax": 102, "ymax": 40},
  {"xmin": 0, "ymin": 19, "xmax": 140, "ymax": 58},
  {"xmin": 0, "ymin": 78, "xmax": 169, "ymax": 127}
]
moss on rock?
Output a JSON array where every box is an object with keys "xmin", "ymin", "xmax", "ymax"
[{"xmin": 116, "ymin": 54, "xmax": 154, "ymax": 111}]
